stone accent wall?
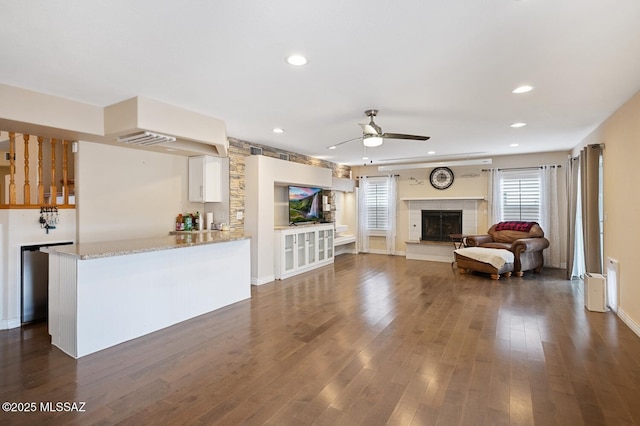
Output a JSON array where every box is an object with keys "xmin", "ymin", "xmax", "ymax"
[
  {"xmin": 228, "ymin": 138, "xmax": 351, "ymax": 232},
  {"xmin": 321, "ymin": 189, "xmax": 339, "ymax": 224}
]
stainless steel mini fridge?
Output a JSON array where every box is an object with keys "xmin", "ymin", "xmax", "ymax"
[{"xmin": 21, "ymin": 242, "xmax": 72, "ymax": 324}]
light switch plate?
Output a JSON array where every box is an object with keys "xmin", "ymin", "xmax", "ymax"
[{"xmin": 236, "ymin": 211, "xmax": 243, "ymax": 220}]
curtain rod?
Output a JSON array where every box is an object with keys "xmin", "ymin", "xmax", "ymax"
[
  {"xmin": 481, "ymin": 165, "xmax": 561, "ymax": 172},
  {"xmin": 356, "ymin": 174, "xmax": 399, "ymax": 178}
]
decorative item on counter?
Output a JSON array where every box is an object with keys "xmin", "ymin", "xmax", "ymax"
[{"xmin": 184, "ymin": 212, "xmax": 193, "ymax": 231}]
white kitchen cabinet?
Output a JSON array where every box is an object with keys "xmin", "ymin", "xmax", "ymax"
[
  {"xmin": 275, "ymin": 224, "xmax": 334, "ymax": 279},
  {"xmin": 189, "ymin": 155, "xmax": 222, "ymax": 202}
]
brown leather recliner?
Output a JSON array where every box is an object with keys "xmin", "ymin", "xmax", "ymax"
[{"xmin": 465, "ymin": 222, "xmax": 550, "ymax": 276}]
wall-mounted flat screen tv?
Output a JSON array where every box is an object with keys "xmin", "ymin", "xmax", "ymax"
[{"xmin": 289, "ymin": 186, "xmax": 322, "ymax": 224}]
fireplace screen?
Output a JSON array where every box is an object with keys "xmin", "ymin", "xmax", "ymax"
[{"xmin": 421, "ymin": 210, "xmax": 462, "ymax": 242}]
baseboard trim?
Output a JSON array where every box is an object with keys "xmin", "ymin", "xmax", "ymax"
[
  {"xmin": 335, "ymin": 249, "xmax": 358, "ymax": 256},
  {"xmin": 362, "ymin": 249, "xmax": 404, "ymax": 256},
  {"xmin": 617, "ymin": 308, "xmax": 640, "ymax": 339},
  {"xmin": 252, "ymin": 275, "xmax": 275, "ymax": 286},
  {"xmin": 0, "ymin": 318, "xmax": 21, "ymax": 330}
]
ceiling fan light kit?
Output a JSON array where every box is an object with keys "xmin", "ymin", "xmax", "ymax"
[{"xmin": 363, "ymin": 135, "xmax": 383, "ymax": 147}]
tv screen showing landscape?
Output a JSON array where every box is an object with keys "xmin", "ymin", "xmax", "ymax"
[{"xmin": 289, "ymin": 186, "xmax": 322, "ymax": 223}]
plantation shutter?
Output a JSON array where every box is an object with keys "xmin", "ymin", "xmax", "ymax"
[
  {"xmin": 501, "ymin": 169, "xmax": 541, "ymax": 221},
  {"xmin": 366, "ymin": 178, "xmax": 389, "ymax": 230}
]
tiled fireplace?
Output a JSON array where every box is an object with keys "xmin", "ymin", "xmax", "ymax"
[{"xmin": 406, "ymin": 198, "xmax": 481, "ymax": 262}]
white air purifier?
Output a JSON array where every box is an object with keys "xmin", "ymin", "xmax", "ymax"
[{"xmin": 584, "ymin": 273, "xmax": 607, "ymax": 312}]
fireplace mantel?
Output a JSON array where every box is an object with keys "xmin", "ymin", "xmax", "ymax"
[{"xmin": 401, "ymin": 196, "xmax": 485, "ymax": 201}]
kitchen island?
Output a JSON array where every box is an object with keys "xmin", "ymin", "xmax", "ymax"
[{"xmin": 44, "ymin": 231, "xmax": 251, "ymax": 358}]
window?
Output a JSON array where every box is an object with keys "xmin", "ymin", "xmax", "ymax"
[
  {"xmin": 501, "ymin": 169, "xmax": 541, "ymax": 221},
  {"xmin": 365, "ymin": 178, "xmax": 389, "ymax": 231}
]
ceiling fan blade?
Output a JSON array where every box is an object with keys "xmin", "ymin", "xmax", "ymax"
[
  {"xmin": 381, "ymin": 133, "xmax": 430, "ymax": 141},
  {"xmin": 326, "ymin": 136, "xmax": 361, "ymax": 149},
  {"xmin": 359, "ymin": 123, "xmax": 379, "ymax": 135}
]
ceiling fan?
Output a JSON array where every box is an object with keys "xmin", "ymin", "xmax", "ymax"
[{"xmin": 329, "ymin": 109, "xmax": 430, "ymax": 149}]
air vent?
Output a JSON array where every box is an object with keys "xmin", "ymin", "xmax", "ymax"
[
  {"xmin": 116, "ymin": 131, "xmax": 176, "ymax": 146},
  {"xmin": 250, "ymin": 146, "xmax": 263, "ymax": 155},
  {"xmin": 279, "ymin": 153, "xmax": 289, "ymax": 161}
]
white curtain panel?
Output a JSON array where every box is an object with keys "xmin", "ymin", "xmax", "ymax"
[
  {"xmin": 385, "ymin": 175, "xmax": 398, "ymax": 255},
  {"xmin": 487, "ymin": 168, "xmax": 503, "ymax": 225},
  {"xmin": 541, "ymin": 165, "xmax": 561, "ymax": 268},
  {"xmin": 358, "ymin": 177, "xmax": 370, "ymax": 253}
]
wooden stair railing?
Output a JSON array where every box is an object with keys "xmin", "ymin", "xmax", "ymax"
[
  {"xmin": 3, "ymin": 131, "xmax": 75, "ymax": 208},
  {"xmin": 38, "ymin": 136, "xmax": 44, "ymax": 204},
  {"xmin": 9, "ymin": 132, "xmax": 16, "ymax": 204},
  {"xmin": 23, "ymin": 134, "xmax": 30, "ymax": 205}
]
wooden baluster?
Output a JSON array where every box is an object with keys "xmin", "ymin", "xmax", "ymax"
[
  {"xmin": 8, "ymin": 132, "xmax": 16, "ymax": 205},
  {"xmin": 23, "ymin": 134, "xmax": 30, "ymax": 205},
  {"xmin": 51, "ymin": 138, "xmax": 57, "ymax": 205},
  {"xmin": 38, "ymin": 136, "xmax": 44, "ymax": 205},
  {"xmin": 62, "ymin": 140, "xmax": 69, "ymax": 205}
]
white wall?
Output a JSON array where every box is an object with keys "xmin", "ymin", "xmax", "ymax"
[
  {"xmin": 597, "ymin": 89, "xmax": 640, "ymax": 336},
  {"xmin": 0, "ymin": 83, "xmax": 103, "ymax": 139},
  {"xmin": 75, "ymin": 141, "xmax": 200, "ymax": 243},
  {"xmin": 334, "ymin": 191, "xmax": 357, "ymax": 234}
]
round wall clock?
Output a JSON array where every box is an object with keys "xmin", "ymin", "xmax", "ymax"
[{"xmin": 430, "ymin": 167, "xmax": 454, "ymax": 190}]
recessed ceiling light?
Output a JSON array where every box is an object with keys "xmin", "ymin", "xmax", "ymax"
[
  {"xmin": 510, "ymin": 122, "xmax": 527, "ymax": 128},
  {"xmin": 362, "ymin": 156, "xmax": 369, "ymax": 160},
  {"xmin": 328, "ymin": 145, "xmax": 336, "ymax": 150},
  {"xmin": 286, "ymin": 55, "xmax": 307, "ymax": 66},
  {"xmin": 512, "ymin": 85, "xmax": 534, "ymax": 94},
  {"xmin": 273, "ymin": 128, "xmax": 284, "ymax": 134},
  {"xmin": 510, "ymin": 143, "xmax": 519, "ymax": 147},
  {"xmin": 427, "ymin": 151, "xmax": 436, "ymax": 155}
]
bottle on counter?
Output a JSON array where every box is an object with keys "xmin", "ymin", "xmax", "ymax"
[
  {"xmin": 185, "ymin": 212, "xmax": 193, "ymax": 231},
  {"xmin": 176, "ymin": 214, "xmax": 183, "ymax": 231},
  {"xmin": 195, "ymin": 211, "xmax": 201, "ymax": 231}
]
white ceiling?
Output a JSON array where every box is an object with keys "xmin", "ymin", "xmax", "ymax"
[{"xmin": 2, "ymin": 0, "xmax": 640, "ymax": 166}]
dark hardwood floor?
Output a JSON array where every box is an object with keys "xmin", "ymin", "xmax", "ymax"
[{"xmin": 2, "ymin": 254, "xmax": 640, "ymax": 425}]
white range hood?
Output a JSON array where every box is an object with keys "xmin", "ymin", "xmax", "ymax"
[{"xmin": 104, "ymin": 97, "xmax": 228, "ymax": 157}]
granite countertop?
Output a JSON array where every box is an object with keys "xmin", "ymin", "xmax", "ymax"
[{"xmin": 42, "ymin": 231, "xmax": 249, "ymax": 260}]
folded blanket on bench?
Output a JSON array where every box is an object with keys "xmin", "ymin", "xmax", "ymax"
[{"xmin": 454, "ymin": 247, "xmax": 515, "ymax": 269}]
